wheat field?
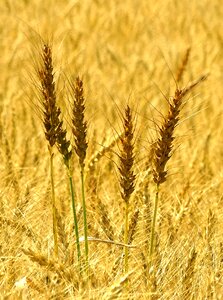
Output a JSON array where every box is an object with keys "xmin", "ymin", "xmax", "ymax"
[{"xmin": 0, "ymin": 0, "xmax": 223, "ymax": 299}]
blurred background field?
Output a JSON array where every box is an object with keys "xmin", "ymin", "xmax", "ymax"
[{"xmin": 0, "ymin": 0, "xmax": 223, "ymax": 299}]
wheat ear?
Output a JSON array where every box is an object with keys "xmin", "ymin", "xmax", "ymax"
[
  {"xmin": 176, "ymin": 47, "xmax": 191, "ymax": 83},
  {"xmin": 118, "ymin": 105, "xmax": 136, "ymax": 274},
  {"xmin": 182, "ymin": 247, "xmax": 197, "ymax": 298}
]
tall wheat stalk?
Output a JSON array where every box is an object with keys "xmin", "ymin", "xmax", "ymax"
[
  {"xmin": 56, "ymin": 114, "xmax": 82, "ymax": 270},
  {"xmin": 71, "ymin": 77, "xmax": 89, "ymax": 271},
  {"xmin": 150, "ymin": 88, "xmax": 184, "ymax": 261},
  {"xmin": 118, "ymin": 105, "xmax": 136, "ymax": 274},
  {"xmin": 150, "ymin": 74, "xmax": 208, "ymax": 261},
  {"xmin": 37, "ymin": 44, "xmax": 61, "ymax": 258},
  {"xmin": 37, "ymin": 44, "xmax": 83, "ymax": 264}
]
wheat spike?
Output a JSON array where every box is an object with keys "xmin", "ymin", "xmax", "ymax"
[
  {"xmin": 71, "ymin": 76, "xmax": 88, "ymax": 169},
  {"xmin": 22, "ymin": 248, "xmax": 78, "ymax": 284},
  {"xmin": 176, "ymin": 47, "xmax": 191, "ymax": 83},
  {"xmin": 152, "ymin": 74, "xmax": 208, "ymax": 185},
  {"xmin": 38, "ymin": 44, "xmax": 60, "ymax": 148},
  {"xmin": 118, "ymin": 105, "xmax": 136, "ymax": 275},
  {"xmin": 182, "ymin": 247, "xmax": 197, "ymax": 298},
  {"xmin": 152, "ymin": 88, "xmax": 184, "ymax": 185},
  {"xmin": 119, "ymin": 105, "xmax": 136, "ymax": 203},
  {"xmin": 38, "ymin": 44, "xmax": 72, "ymax": 166}
]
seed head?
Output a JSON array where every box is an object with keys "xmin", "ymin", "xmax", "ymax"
[
  {"xmin": 71, "ymin": 77, "xmax": 88, "ymax": 169},
  {"xmin": 152, "ymin": 89, "xmax": 183, "ymax": 185},
  {"xmin": 119, "ymin": 105, "xmax": 136, "ymax": 203},
  {"xmin": 38, "ymin": 44, "xmax": 72, "ymax": 164}
]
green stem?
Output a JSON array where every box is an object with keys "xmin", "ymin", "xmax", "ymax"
[
  {"xmin": 81, "ymin": 167, "xmax": 89, "ymax": 271},
  {"xmin": 124, "ymin": 200, "xmax": 129, "ymax": 274},
  {"xmin": 149, "ymin": 184, "xmax": 160, "ymax": 261},
  {"xmin": 49, "ymin": 146, "xmax": 58, "ymax": 258},
  {"xmin": 68, "ymin": 168, "xmax": 81, "ymax": 270}
]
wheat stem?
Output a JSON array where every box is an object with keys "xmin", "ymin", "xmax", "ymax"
[
  {"xmin": 124, "ymin": 201, "xmax": 129, "ymax": 274},
  {"xmin": 67, "ymin": 167, "xmax": 82, "ymax": 270},
  {"xmin": 49, "ymin": 146, "xmax": 58, "ymax": 258},
  {"xmin": 149, "ymin": 183, "xmax": 160, "ymax": 261},
  {"xmin": 81, "ymin": 167, "xmax": 89, "ymax": 272}
]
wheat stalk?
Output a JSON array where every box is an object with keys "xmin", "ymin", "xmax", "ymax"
[
  {"xmin": 150, "ymin": 74, "xmax": 208, "ymax": 262},
  {"xmin": 71, "ymin": 76, "xmax": 89, "ymax": 272},
  {"xmin": 37, "ymin": 44, "xmax": 62, "ymax": 258},
  {"xmin": 38, "ymin": 43, "xmax": 84, "ymax": 267},
  {"xmin": 38, "ymin": 44, "xmax": 83, "ymax": 264},
  {"xmin": 55, "ymin": 107, "xmax": 82, "ymax": 270}
]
